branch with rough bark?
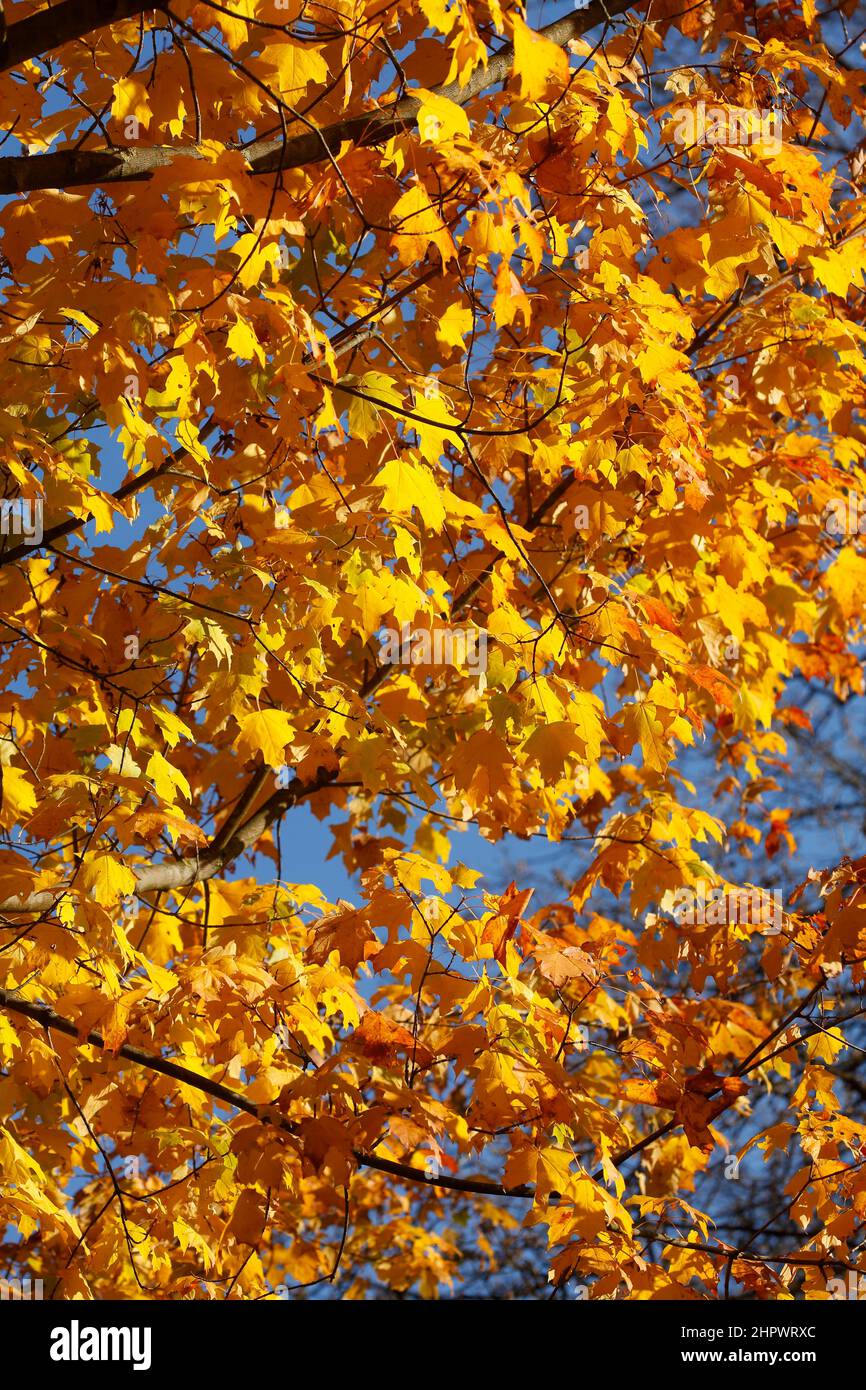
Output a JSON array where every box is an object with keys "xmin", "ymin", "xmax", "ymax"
[{"xmin": 0, "ymin": 0, "xmax": 636, "ymax": 195}]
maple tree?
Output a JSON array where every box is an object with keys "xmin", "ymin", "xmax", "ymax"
[{"xmin": 2, "ymin": 0, "xmax": 866, "ymax": 1302}]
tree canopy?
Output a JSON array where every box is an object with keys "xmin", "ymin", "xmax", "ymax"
[{"xmin": 2, "ymin": 0, "xmax": 866, "ymax": 1301}]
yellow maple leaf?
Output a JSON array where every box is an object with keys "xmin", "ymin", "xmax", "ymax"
[
  {"xmin": 390, "ymin": 184, "xmax": 456, "ymax": 267},
  {"xmin": 260, "ymin": 41, "xmax": 327, "ymax": 96},
  {"xmin": 414, "ymin": 88, "xmax": 471, "ymax": 143},
  {"xmin": 512, "ymin": 15, "xmax": 569, "ymax": 101},
  {"xmin": 152, "ymin": 706, "xmax": 193, "ymax": 749},
  {"xmin": 373, "ymin": 456, "xmax": 446, "ymax": 531},
  {"xmin": 110, "ymin": 78, "xmax": 152, "ymax": 129},
  {"xmin": 81, "ymin": 854, "xmax": 137, "ymax": 907},
  {"xmin": 825, "ymin": 547, "xmax": 866, "ymax": 619},
  {"xmin": 0, "ymin": 765, "xmax": 37, "ymax": 828},
  {"xmin": 808, "ymin": 237, "xmax": 866, "ymax": 296},
  {"xmin": 345, "ymin": 371, "xmax": 402, "ymax": 443},
  {"xmin": 227, "ymin": 317, "xmax": 264, "ymax": 364},
  {"xmin": 146, "ymin": 750, "xmax": 192, "ymax": 805},
  {"xmin": 235, "ymin": 709, "xmax": 296, "ymax": 765},
  {"xmin": 435, "ymin": 302, "xmax": 472, "ymax": 350}
]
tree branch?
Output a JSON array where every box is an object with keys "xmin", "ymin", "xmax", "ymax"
[
  {"xmin": 0, "ymin": 981, "xmax": 698, "ymax": 1203},
  {"xmin": 0, "ymin": 0, "xmax": 636, "ymax": 195},
  {"xmin": 0, "ymin": 263, "xmax": 441, "ymax": 571},
  {"xmin": 0, "ymin": 980, "xmax": 774, "ymax": 1204},
  {"xmin": 0, "ymin": 984, "xmax": 536, "ymax": 1199},
  {"xmin": 0, "ymin": 760, "xmax": 337, "ymax": 913},
  {"xmin": 0, "ymin": 429, "xmax": 199, "ymax": 570},
  {"xmin": 0, "ymin": 447, "xmax": 579, "ymax": 915}
]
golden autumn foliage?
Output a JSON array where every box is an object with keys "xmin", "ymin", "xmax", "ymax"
[{"xmin": 1, "ymin": 0, "xmax": 866, "ymax": 1301}]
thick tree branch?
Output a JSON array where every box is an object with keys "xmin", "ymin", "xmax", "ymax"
[
  {"xmin": 0, "ymin": 760, "xmax": 338, "ymax": 913},
  {"xmin": 0, "ymin": 0, "xmax": 636, "ymax": 195}
]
